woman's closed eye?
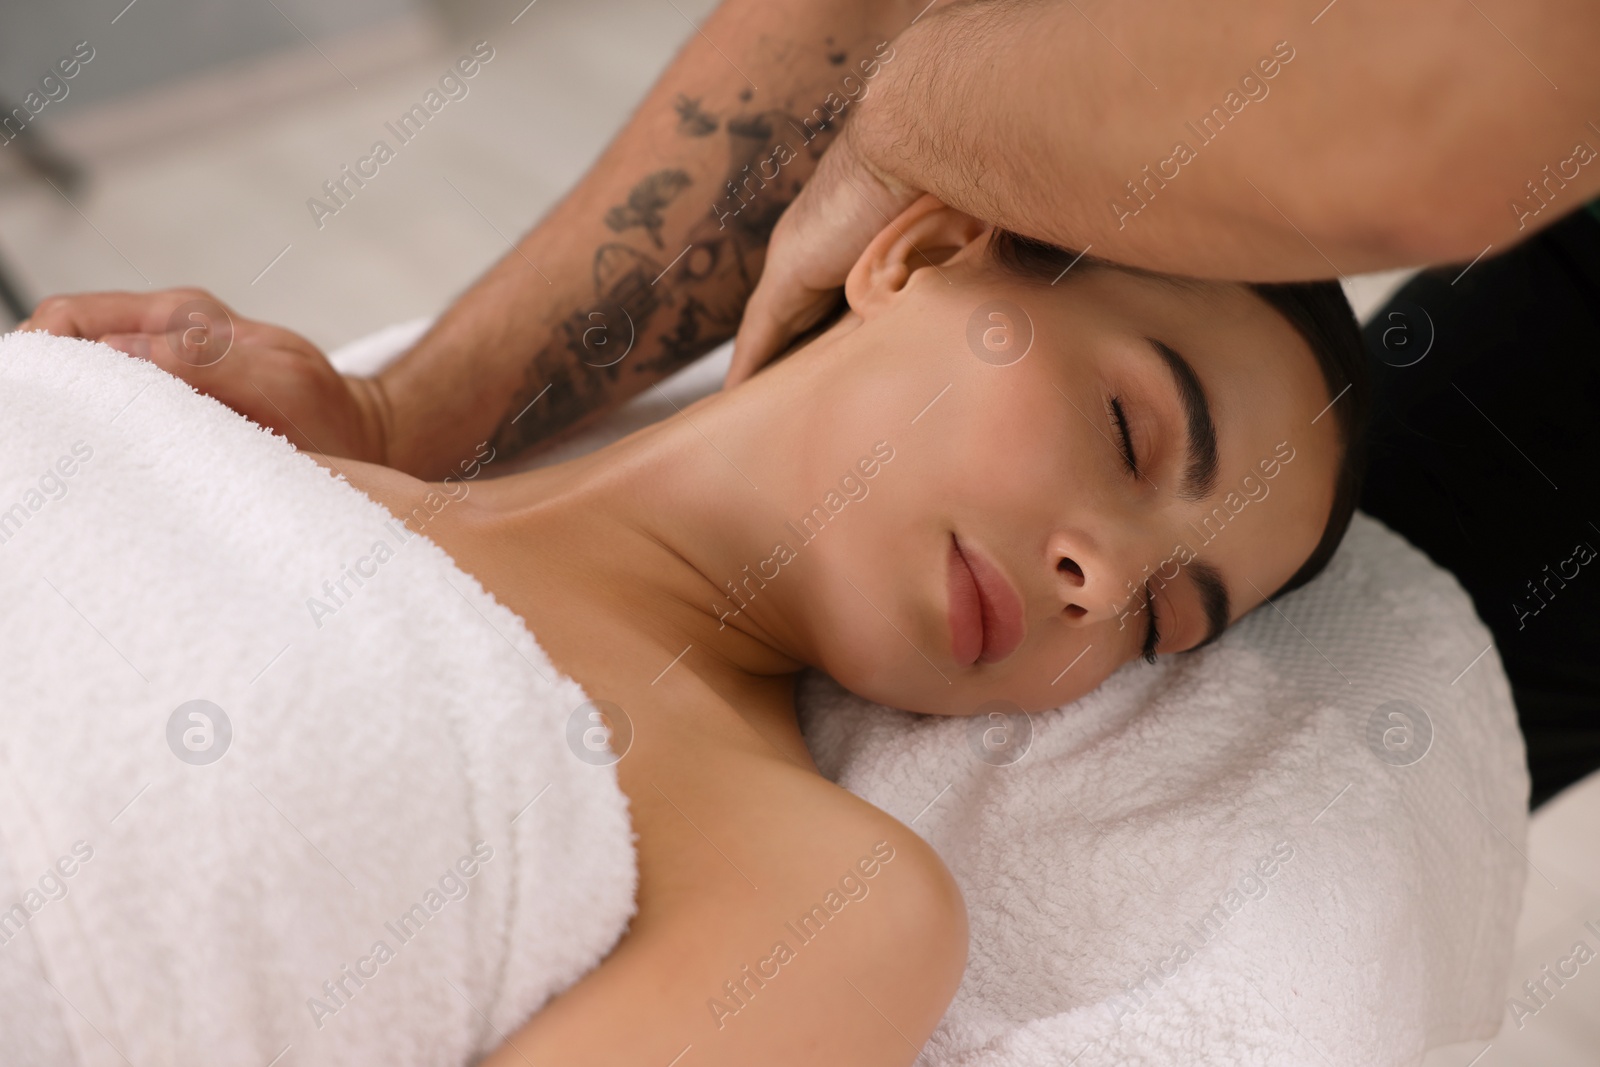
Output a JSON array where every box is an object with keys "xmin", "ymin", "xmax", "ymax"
[
  {"xmin": 1108, "ymin": 395, "xmax": 1163, "ymax": 663},
  {"xmin": 1140, "ymin": 581, "xmax": 1162, "ymax": 665},
  {"xmin": 1108, "ymin": 395, "xmax": 1140, "ymax": 477}
]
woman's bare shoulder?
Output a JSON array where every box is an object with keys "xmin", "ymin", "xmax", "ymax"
[
  {"xmin": 486, "ymin": 751, "xmax": 969, "ymax": 1067},
  {"xmin": 736, "ymin": 753, "xmax": 968, "ymax": 936}
]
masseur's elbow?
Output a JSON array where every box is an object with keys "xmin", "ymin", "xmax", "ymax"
[
  {"xmin": 1289, "ymin": 93, "xmax": 1576, "ymax": 269},
  {"xmin": 1341, "ymin": 175, "xmax": 1520, "ymax": 271}
]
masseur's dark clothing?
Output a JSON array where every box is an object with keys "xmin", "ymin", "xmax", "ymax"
[{"xmin": 1360, "ymin": 203, "xmax": 1600, "ymax": 809}]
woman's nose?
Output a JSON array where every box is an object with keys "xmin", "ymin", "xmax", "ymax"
[
  {"xmin": 1048, "ymin": 531, "xmax": 1144, "ymax": 624},
  {"xmin": 1055, "ymin": 555, "xmax": 1089, "ymax": 620}
]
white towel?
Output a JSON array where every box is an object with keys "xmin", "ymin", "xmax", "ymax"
[
  {"xmin": 334, "ymin": 320, "xmax": 1528, "ymax": 1065},
  {"xmin": 0, "ymin": 330, "xmax": 637, "ymax": 1066},
  {"xmin": 798, "ymin": 505, "xmax": 1528, "ymax": 1066}
]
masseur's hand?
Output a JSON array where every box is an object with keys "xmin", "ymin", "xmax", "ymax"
[
  {"xmin": 725, "ymin": 124, "xmax": 918, "ymax": 387},
  {"xmin": 21, "ymin": 287, "xmax": 389, "ymax": 462}
]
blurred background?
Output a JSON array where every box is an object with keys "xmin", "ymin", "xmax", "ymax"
[
  {"xmin": 0, "ymin": 2, "xmax": 1594, "ymax": 1062},
  {"xmin": 0, "ymin": 0, "xmax": 718, "ymax": 346}
]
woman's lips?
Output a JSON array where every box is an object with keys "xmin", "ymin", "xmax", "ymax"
[{"xmin": 947, "ymin": 535, "xmax": 1027, "ymax": 666}]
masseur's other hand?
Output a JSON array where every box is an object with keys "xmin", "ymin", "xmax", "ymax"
[
  {"xmin": 725, "ymin": 124, "xmax": 918, "ymax": 387},
  {"xmin": 21, "ymin": 287, "xmax": 389, "ymax": 463}
]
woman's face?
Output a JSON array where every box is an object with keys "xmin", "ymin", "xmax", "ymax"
[{"xmin": 776, "ymin": 202, "xmax": 1342, "ymax": 717}]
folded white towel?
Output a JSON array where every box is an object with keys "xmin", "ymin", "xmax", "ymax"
[
  {"xmin": 332, "ymin": 322, "xmax": 1528, "ymax": 1066},
  {"xmin": 799, "ymin": 504, "xmax": 1528, "ymax": 1065},
  {"xmin": 0, "ymin": 330, "xmax": 637, "ymax": 1066}
]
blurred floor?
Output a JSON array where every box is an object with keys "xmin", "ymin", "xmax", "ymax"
[{"xmin": 0, "ymin": 2, "xmax": 1595, "ymax": 1062}]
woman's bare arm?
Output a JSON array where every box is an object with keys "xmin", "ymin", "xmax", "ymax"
[{"xmin": 477, "ymin": 770, "xmax": 968, "ymax": 1067}]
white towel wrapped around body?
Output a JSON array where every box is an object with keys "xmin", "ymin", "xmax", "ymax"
[{"xmin": 0, "ymin": 332, "xmax": 637, "ymax": 1066}]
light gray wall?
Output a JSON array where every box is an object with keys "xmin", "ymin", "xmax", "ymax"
[{"xmin": 0, "ymin": 0, "xmax": 428, "ymax": 117}]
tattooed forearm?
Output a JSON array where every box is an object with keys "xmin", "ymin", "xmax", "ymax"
[
  {"xmin": 603, "ymin": 168, "xmax": 692, "ymax": 248},
  {"xmin": 473, "ymin": 30, "xmax": 904, "ymax": 466},
  {"xmin": 674, "ymin": 94, "xmax": 720, "ymax": 137},
  {"xmin": 491, "ymin": 242, "xmax": 667, "ymax": 455},
  {"xmin": 375, "ymin": 0, "xmax": 922, "ymax": 479},
  {"xmin": 490, "ymin": 92, "xmax": 840, "ymax": 456}
]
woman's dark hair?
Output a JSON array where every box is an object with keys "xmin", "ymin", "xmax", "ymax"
[{"xmin": 989, "ymin": 229, "xmax": 1372, "ymax": 606}]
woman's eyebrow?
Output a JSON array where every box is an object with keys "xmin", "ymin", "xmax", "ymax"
[
  {"xmin": 1144, "ymin": 337, "xmax": 1219, "ymax": 502},
  {"xmin": 1181, "ymin": 557, "xmax": 1233, "ymax": 652}
]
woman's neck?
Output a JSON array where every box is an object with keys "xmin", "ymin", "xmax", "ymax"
[{"xmin": 467, "ymin": 330, "xmax": 854, "ymax": 691}]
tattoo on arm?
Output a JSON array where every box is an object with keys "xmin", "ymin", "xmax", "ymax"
[
  {"xmin": 673, "ymin": 94, "xmax": 720, "ymax": 136},
  {"xmin": 491, "ymin": 54, "xmax": 853, "ymax": 459},
  {"xmin": 603, "ymin": 168, "xmax": 692, "ymax": 248}
]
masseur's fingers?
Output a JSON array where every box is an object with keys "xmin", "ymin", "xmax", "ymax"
[
  {"xmin": 22, "ymin": 288, "xmax": 388, "ymax": 464},
  {"xmin": 21, "ymin": 288, "xmax": 204, "ymax": 341},
  {"xmin": 726, "ymin": 127, "xmax": 917, "ymax": 387}
]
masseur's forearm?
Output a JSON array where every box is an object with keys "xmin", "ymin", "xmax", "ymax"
[
  {"xmin": 376, "ymin": 0, "xmax": 921, "ymax": 478},
  {"xmin": 851, "ymin": 0, "xmax": 1600, "ymax": 280}
]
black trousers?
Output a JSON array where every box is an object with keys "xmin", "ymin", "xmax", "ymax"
[{"xmin": 1360, "ymin": 203, "xmax": 1600, "ymax": 809}]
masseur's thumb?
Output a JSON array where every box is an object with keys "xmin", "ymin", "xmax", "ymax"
[
  {"xmin": 727, "ymin": 226, "xmax": 831, "ymax": 387},
  {"xmin": 726, "ymin": 129, "xmax": 917, "ymax": 388}
]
